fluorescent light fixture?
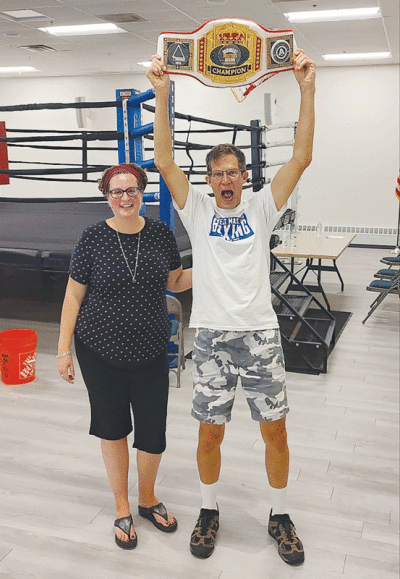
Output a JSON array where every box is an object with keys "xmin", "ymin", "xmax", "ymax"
[
  {"xmin": 0, "ymin": 66, "xmax": 38, "ymax": 73},
  {"xmin": 39, "ymin": 23, "xmax": 126, "ymax": 36},
  {"xmin": 137, "ymin": 61, "xmax": 151, "ymax": 67},
  {"xmin": 285, "ymin": 8, "xmax": 380, "ymax": 23},
  {"xmin": 322, "ymin": 52, "xmax": 391, "ymax": 61}
]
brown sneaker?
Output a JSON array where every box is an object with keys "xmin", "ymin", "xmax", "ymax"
[
  {"xmin": 190, "ymin": 508, "xmax": 219, "ymax": 558},
  {"xmin": 268, "ymin": 510, "xmax": 304, "ymax": 566}
]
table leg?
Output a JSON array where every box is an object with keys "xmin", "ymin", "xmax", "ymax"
[{"xmin": 332, "ymin": 259, "xmax": 345, "ymax": 291}]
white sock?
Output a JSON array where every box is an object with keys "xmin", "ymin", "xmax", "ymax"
[
  {"xmin": 269, "ymin": 485, "xmax": 288, "ymax": 516},
  {"xmin": 200, "ymin": 480, "xmax": 218, "ymax": 511}
]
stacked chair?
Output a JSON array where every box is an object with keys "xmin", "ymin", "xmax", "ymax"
[
  {"xmin": 362, "ymin": 255, "xmax": 400, "ymax": 323},
  {"xmin": 166, "ymin": 294, "xmax": 185, "ymax": 387}
]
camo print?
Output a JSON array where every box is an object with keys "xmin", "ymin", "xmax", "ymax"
[{"xmin": 192, "ymin": 328, "xmax": 289, "ymax": 424}]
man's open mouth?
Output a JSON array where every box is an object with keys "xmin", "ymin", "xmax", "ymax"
[{"xmin": 221, "ymin": 190, "xmax": 233, "ymax": 200}]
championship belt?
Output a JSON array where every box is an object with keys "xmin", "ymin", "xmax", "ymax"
[{"xmin": 157, "ymin": 18, "xmax": 296, "ymax": 94}]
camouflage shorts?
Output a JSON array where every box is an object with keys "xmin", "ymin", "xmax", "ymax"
[{"xmin": 192, "ymin": 328, "xmax": 289, "ymax": 424}]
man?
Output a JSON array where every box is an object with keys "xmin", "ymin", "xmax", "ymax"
[{"xmin": 147, "ymin": 47, "xmax": 315, "ymax": 566}]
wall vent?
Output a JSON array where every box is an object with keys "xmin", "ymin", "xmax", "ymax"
[
  {"xmin": 20, "ymin": 45, "xmax": 58, "ymax": 53},
  {"xmin": 298, "ymin": 225, "xmax": 397, "ymax": 235},
  {"xmin": 99, "ymin": 13, "xmax": 147, "ymax": 23},
  {"xmin": 296, "ymin": 224, "xmax": 398, "ymax": 246}
]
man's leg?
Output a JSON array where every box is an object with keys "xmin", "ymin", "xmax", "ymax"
[
  {"xmin": 260, "ymin": 417, "xmax": 289, "ymax": 491},
  {"xmin": 190, "ymin": 422, "xmax": 224, "ymax": 558},
  {"xmin": 190, "ymin": 328, "xmax": 237, "ymax": 559},
  {"xmin": 260, "ymin": 418, "xmax": 304, "ymax": 566}
]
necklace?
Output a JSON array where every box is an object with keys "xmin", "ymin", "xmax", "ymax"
[{"xmin": 116, "ymin": 229, "xmax": 141, "ymax": 284}]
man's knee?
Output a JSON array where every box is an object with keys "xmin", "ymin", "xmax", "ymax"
[
  {"xmin": 198, "ymin": 422, "xmax": 225, "ymax": 453},
  {"xmin": 260, "ymin": 418, "xmax": 288, "ymax": 450}
]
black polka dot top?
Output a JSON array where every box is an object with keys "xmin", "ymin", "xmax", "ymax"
[{"xmin": 69, "ymin": 218, "xmax": 181, "ymax": 369}]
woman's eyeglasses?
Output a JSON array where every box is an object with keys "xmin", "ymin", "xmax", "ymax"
[{"xmin": 108, "ymin": 187, "xmax": 142, "ymax": 199}]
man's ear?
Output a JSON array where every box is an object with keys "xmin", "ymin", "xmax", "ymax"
[
  {"xmin": 205, "ymin": 174, "xmax": 211, "ymax": 185},
  {"xmin": 242, "ymin": 171, "xmax": 249, "ymax": 182}
]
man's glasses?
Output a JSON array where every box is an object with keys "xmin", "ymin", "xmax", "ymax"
[
  {"xmin": 108, "ymin": 187, "xmax": 142, "ymax": 199},
  {"xmin": 209, "ymin": 169, "xmax": 242, "ymax": 181}
]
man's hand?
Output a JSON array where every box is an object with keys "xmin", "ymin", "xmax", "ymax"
[
  {"xmin": 293, "ymin": 49, "xmax": 316, "ymax": 90},
  {"xmin": 146, "ymin": 54, "xmax": 170, "ymax": 95}
]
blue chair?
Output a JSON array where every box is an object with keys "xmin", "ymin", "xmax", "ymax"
[
  {"xmin": 380, "ymin": 255, "xmax": 400, "ymax": 267},
  {"xmin": 362, "ymin": 268, "xmax": 400, "ymax": 324}
]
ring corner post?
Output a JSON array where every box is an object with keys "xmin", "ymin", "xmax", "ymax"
[
  {"xmin": 159, "ymin": 81, "xmax": 175, "ymax": 232},
  {"xmin": 0, "ymin": 121, "xmax": 10, "ymax": 185},
  {"xmin": 250, "ymin": 119, "xmax": 262, "ymax": 192},
  {"xmin": 116, "ymin": 88, "xmax": 137, "ymax": 164}
]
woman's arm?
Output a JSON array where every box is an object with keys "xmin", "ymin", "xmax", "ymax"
[
  {"xmin": 57, "ymin": 277, "xmax": 87, "ymax": 383},
  {"xmin": 167, "ymin": 266, "xmax": 192, "ymax": 293}
]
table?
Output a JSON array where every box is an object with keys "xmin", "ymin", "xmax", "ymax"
[{"xmin": 272, "ymin": 231, "xmax": 356, "ymax": 309}]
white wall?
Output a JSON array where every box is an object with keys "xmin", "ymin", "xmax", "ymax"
[{"xmin": 0, "ymin": 64, "xmax": 399, "ymax": 236}]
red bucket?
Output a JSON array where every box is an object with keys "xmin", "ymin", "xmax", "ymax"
[{"xmin": 0, "ymin": 329, "xmax": 38, "ymax": 385}]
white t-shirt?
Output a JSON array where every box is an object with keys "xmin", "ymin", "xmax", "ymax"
[{"xmin": 175, "ymin": 183, "xmax": 285, "ymax": 331}]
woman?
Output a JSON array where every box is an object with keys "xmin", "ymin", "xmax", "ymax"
[{"xmin": 57, "ymin": 162, "xmax": 191, "ymax": 549}]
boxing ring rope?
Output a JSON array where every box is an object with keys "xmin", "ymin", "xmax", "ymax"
[{"xmin": 0, "ymin": 85, "xmax": 297, "ymax": 222}]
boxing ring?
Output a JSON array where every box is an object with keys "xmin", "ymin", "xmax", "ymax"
[{"xmin": 0, "ymin": 85, "xmax": 296, "ymax": 276}]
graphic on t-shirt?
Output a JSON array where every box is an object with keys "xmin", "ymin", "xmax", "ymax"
[{"xmin": 209, "ymin": 214, "xmax": 254, "ymax": 242}]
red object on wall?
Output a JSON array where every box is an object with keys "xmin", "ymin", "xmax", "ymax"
[{"xmin": 0, "ymin": 121, "xmax": 10, "ymax": 185}]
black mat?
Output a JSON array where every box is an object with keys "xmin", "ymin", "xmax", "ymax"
[
  {"xmin": 330, "ymin": 310, "xmax": 352, "ymax": 347},
  {"xmin": 185, "ymin": 310, "xmax": 353, "ymax": 363},
  {"xmin": 0, "ymin": 201, "xmax": 191, "ymax": 273}
]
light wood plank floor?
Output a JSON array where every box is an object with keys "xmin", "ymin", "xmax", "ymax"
[{"xmin": 0, "ymin": 247, "xmax": 399, "ymax": 578}]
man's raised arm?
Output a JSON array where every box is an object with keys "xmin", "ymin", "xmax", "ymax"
[
  {"xmin": 147, "ymin": 55, "xmax": 189, "ymax": 209},
  {"xmin": 271, "ymin": 49, "xmax": 316, "ymax": 211}
]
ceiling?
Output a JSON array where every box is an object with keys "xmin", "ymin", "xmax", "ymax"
[{"xmin": 0, "ymin": 0, "xmax": 398, "ymax": 78}]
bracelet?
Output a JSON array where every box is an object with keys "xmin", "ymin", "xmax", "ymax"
[{"xmin": 56, "ymin": 351, "xmax": 71, "ymax": 359}]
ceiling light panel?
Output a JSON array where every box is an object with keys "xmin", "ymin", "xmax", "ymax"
[
  {"xmin": 0, "ymin": 66, "xmax": 38, "ymax": 72},
  {"xmin": 1, "ymin": 10, "xmax": 53, "ymax": 22},
  {"xmin": 285, "ymin": 8, "xmax": 381, "ymax": 23},
  {"xmin": 322, "ymin": 52, "xmax": 391, "ymax": 60},
  {"xmin": 39, "ymin": 23, "xmax": 127, "ymax": 36},
  {"xmin": 295, "ymin": 18, "xmax": 389, "ymax": 56}
]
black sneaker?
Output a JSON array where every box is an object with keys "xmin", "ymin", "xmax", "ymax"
[
  {"xmin": 268, "ymin": 510, "xmax": 304, "ymax": 566},
  {"xmin": 190, "ymin": 508, "xmax": 219, "ymax": 559}
]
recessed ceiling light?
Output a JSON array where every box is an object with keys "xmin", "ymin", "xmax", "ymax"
[
  {"xmin": 285, "ymin": 8, "xmax": 380, "ymax": 23},
  {"xmin": 137, "ymin": 61, "xmax": 151, "ymax": 67},
  {"xmin": 322, "ymin": 52, "xmax": 391, "ymax": 61},
  {"xmin": 39, "ymin": 23, "xmax": 126, "ymax": 36},
  {"xmin": 1, "ymin": 9, "xmax": 52, "ymax": 22},
  {"xmin": 207, "ymin": 0, "xmax": 227, "ymax": 5},
  {"xmin": 0, "ymin": 66, "xmax": 38, "ymax": 73}
]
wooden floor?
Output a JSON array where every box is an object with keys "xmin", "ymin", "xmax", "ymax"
[{"xmin": 0, "ymin": 247, "xmax": 399, "ymax": 579}]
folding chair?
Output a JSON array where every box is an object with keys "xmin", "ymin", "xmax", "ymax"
[
  {"xmin": 362, "ymin": 268, "xmax": 400, "ymax": 324},
  {"xmin": 374, "ymin": 268, "xmax": 398, "ymax": 280},
  {"xmin": 380, "ymin": 255, "xmax": 400, "ymax": 267},
  {"xmin": 166, "ymin": 294, "xmax": 185, "ymax": 388}
]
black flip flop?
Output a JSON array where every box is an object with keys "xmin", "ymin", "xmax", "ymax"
[
  {"xmin": 114, "ymin": 514, "xmax": 137, "ymax": 549},
  {"xmin": 138, "ymin": 502, "xmax": 178, "ymax": 533}
]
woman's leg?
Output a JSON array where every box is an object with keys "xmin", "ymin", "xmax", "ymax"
[
  {"xmin": 101, "ymin": 437, "xmax": 136, "ymax": 542},
  {"xmin": 137, "ymin": 449, "xmax": 176, "ymax": 526}
]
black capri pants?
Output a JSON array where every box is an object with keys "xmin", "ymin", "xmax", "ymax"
[{"xmin": 75, "ymin": 338, "xmax": 170, "ymax": 454}]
